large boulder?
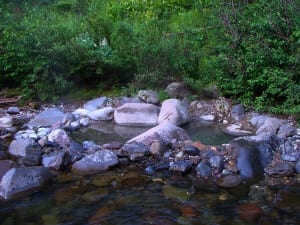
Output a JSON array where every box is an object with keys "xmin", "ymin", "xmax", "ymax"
[
  {"xmin": 137, "ymin": 90, "xmax": 159, "ymax": 105},
  {"xmin": 71, "ymin": 150, "xmax": 118, "ymax": 175},
  {"xmin": 27, "ymin": 108, "xmax": 65, "ymax": 128},
  {"xmin": 114, "ymin": 103, "xmax": 160, "ymax": 126},
  {"xmin": 0, "ymin": 166, "xmax": 52, "ymax": 199},
  {"xmin": 158, "ymin": 99, "xmax": 190, "ymax": 126},
  {"xmin": 87, "ymin": 107, "xmax": 114, "ymax": 121},
  {"xmin": 127, "ymin": 123, "xmax": 190, "ymax": 146},
  {"xmin": 83, "ymin": 97, "xmax": 107, "ymax": 111}
]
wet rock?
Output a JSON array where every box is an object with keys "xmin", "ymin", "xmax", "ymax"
[
  {"xmin": 216, "ymin": 175, "xmax": 241, "ymax": 188},
  {"xmin": 138, "ymin": 90, "xmax": 159, "ymax": 105},
  {"xmin": 158, "ymin": 99, "xmax": 190, "ymax": 126},
  {"xmin": 199, "ymin": 115, "xmax": 215, "ymax": 122},
  {"xmin": 82, "ymin": 189, "xmax": 108, "ymax": 203},
  {"xmin": 264, "ymin": 160, "xmax": 294, "ymax": 177},
  {"xmin": 87, "ymin": 107, "xmax": 114, "ymax": 121},
  {"xmin": 114, "ymin": 103, "xmax": 160, "ymax": 126},
  {"xmin": 7, "ymin": 107, "xmax": 20, "ymax": 114},
  {"xmin": 0, "ymin": 116, "xmax": 13, "ymax": 128},
  {"xmin": 71, "ymin": 150, "xmax": 118, "ymax": 175},
  {"xmin": 165, "ymin": 82, "xmax": 191, "ymax": 99},
  {"xmin": 121, "ymin": 141, "xmax": 150, "ymax": 161},
  {"xmin": 128, "ymin": 123, "xmax": 190, "ymax": 146},
  {"xmin": 42, "ymin": 151, "xmax": 67, "ymax": 171},
  {"xmin": 0, "ymin": 166, "xmax": 52, "ymax": 199},
  {"xmin": 162, "ymin": 185, "xmax": 191, "ymax": 201},
  {"xmin": 169, "ymin": 160, "xmax": 193, "ymax": 173},
  {"xmin": 236, "ymin": 203, "xmax": 263, "ymax": 221},
  {"xmin": 83, "ymin": 96, "xmax": 107, "ymax": 111},
  {"xmin": 184, "ymin": 146, "xmax": 200, "ymax": 156},
  {"xmin": 154, "ymin": 162, "xmax": 170, "ymax": 171},
  {"xmin": 209, "ymin": 155, "xmax": 223, "ymax": 168},
  {"xmin": 48, "ymin": 129, "xmax": 71, "ymax": 147},
  {"xmin": 27, "ymin": 108, "xmax": 65, "ymax": 128},
  {"xmin": 0, "ymin": 160, "xmax": 15, "ymax": 181},
  {"xmin": 196, "ymin": 163, "xmax": 212, "ymax": 177},
  {"xmin": 150, "ymin": 141, "xmax": 167, "ymax": 155},
  {"xmin": 231, "ymin": 104, "xmax": 246, "ymax": 121}
]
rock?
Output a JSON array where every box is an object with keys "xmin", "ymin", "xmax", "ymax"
[
  {"xmin": 0, "ymin": 116, "xmax": 13, "ymax": 128},
  {"xmin": 215, "ymin": 97, "xmax": 231, "ymax": 118},
  {"xmin": 83, "ymin": 97, "xmax": 107, "ymax": 111},
  {"xmin": 70, "ymin": 121, "xmax": 80, "ymax": 130},
  {"xmin": 0, "ymin": 166, "xmax": 52, "ymax": 199},
  {"xmin": 150, "ymin": 141, "xmax": 167, "ymax": 155},
  {"xmin": 249, "ymin": 114, "xmax": 268, "ymax": 128},
  {"xmin": 83, "ymin": 141, "xmax": 100, "ymax": 152},
  {"xmin": 209, "ymin": 155, "xmax": 223, "ymax": 168},
  {"xmin": 42, "ymin": 151, "xmax": 67, "ymax": 171},
  {"xmin": 7, "ymin": 107, "xmax": 20, "ymax": 114},
  {"xmin": 14, "ymin": 129, "xmax": 37, "ymax": 140},
  {"xmin": 223, "ymin": 124, "xmax": 253, "ymax": 137},
  {"xmin": 27, "ymin": 108, "xmax": 65, "ymax": 128},
  {"xmin": 102, "ymin": 142, "xmax": 123, "ymax": 150},
  {"xmin": 230, "ymin": 139, "xmax": 274, "ymax": 179},
  {"xmin": 0, "ymin": 160, "xmax": 15, "ymax": 181},
  {"xmin": 37, "ymin": 127, "xmax": 51, "ymax": 138},
  {"xmin": 199, "ymin": 115, "xmax": 215, "ymax": 122},
  {"xmin": 169, "ymin": 160, "xmax": 193, "ymax": 173},
  {"xmin": 137, "ymin": 90, "xmax": 159, "ymax": 104},
  {"xmin": 280, "ymin": 140, "xmax": 299, "ymax": 162},
  {"xmin": 48, "ymin": 129, "xmax": 71, "ymax": 147},
  {"xmin": 62, "ymin": 113, "xmax": 76, "ymax": 124},
  {"xmin": 277, "ymin": 123, "xmax": 297, "ymax": 139},
  {"xmin": 73, "ymin": 108, "xmax": 91, "ymax": 117},
  {"xmin": 264, "ymin": 160, "xmax": 294, "ymax": 177},
  {"xmin": 79, "ymin": 117, "xmax": 90, "ymax": 126},
  {"xmin": 20, "ymin": 143, "xmax": 42, "ymax": 166},
  {"xmin": 184, "ymin": 146, "xmax": 199, "ymax": 156},
  {"xmin": 256, "ymin": 117, "xmax": 283, "ymax": 135},
  {"xmin": 236, "ymin": 204, "xmax": 263, "ymax": 221},
  {"xmin": 71, "ymin": 150, "xmax": 118, "ymax": 175},
  {"xmin": 165, "ymin": 82, "xmax": 191, "ymax": 99},
  {"xmin": 175, "ymin": 151, "xmax": 184, "ymax": 158},
  {"xmin": 216, "ymin": 175, "xmax": 241, "ymax": 188},
  {"xmin": 127, "ymin": 123, "xmax": 190, "ymax": 146},
  {"xmin": 295, "ymin": 160, "xmax": 300, "ymax": 174},
  {"xmin": 231, "ymin": 104, "xmax": 245, "ymax": 121},
  {"xmin": 145, "ymin": 166, "xmax": 155, "ymax": 175},
  {"xmin": 195, "ymin": 163, "xmax": 212, "ymax": 177},
  {"xmin": 114, "ymin": 103, "xmax": 160, "ymax": 126},
  {"xmin": 8, "ymin": 138, "xmax": 34, "ymax": 157},
  {"xmin": 87, "ymin": 107, "xmax": 114, "ymax": 121},
  {"xmin": 121, "ymin": 141, "xmax": 150, "ymax": 161},
  {"xmin": 158, "ymin": 99, "xmax": 190, "ymax": 126}
]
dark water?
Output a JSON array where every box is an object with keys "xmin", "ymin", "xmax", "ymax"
[{"xmin": 1, "ymin": 122, "xmax": 299, "ymax": 225}]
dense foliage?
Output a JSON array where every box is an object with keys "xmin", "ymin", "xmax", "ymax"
[{"xmin": 0, "ymin": 0, "xmax": 299, "ymax": 115}]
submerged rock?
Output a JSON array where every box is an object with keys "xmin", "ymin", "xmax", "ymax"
[
  {"xmin": 0, "ymin": 166, "xmax": 52, "ymax": 199},
  {"xmin": 264, "ymin": 160, "xmax": 294, "ymax": 177}
]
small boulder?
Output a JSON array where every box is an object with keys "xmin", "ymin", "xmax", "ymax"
[
  {"xmin": 8, "ymin": 138, "xmax": 34, "ymax": 157},
  {"xmin": 87, "ymin": 107, "xmax": 114, "ymax": 121},
  {"xmin": 7, "ymin": 107, "xmax": 20, "ymax": 114},
  {"xmin": 169, "ymin": 160, "xmax": 193, "ymax": 173},
  {"xmin": 48, "ymin": 129, "xmax": 71, "ymax": 147},
  {"xmin": 0, "ymin": 166, "xmax": 52, "ymax": 199},
  {"xmin": 158, "ymin": 99, "xmax": 190, "ymax": 126},
  {"xmin": 83, "ymin": 97, "xmax": 107, "ymax": 111},
  {"xmin": 195, "ymin": 163, "xmax": 212, "ymax": 177},
  {"xmin": 42, "ymin": 151, "xmax": 67, "ymax": 171},
  {"xmin": 121, "ymin": 141, "xmax": 149, "ymax": 161},
  {"xmin": 114, "ymin": 103, "xmax": 160, "ymax": 126},
  {"xmin": 71, "ymin": 150, "xmax": 118, "ymax": 175},
  {"xmin": 165, "ymin": 82, "xmax": 191, "ymax": 99},
  {"xmin": 137, "ymin": 90, "xmax": 159, "ymax": 105},
  {"xmin": 27, "ymin": 108, "xmax": 65, "ymax": 128}
]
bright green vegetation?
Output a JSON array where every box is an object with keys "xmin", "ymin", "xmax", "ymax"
[{"xmin": 0, "ymin": 0, "xmax": 299, "ymax": 115}]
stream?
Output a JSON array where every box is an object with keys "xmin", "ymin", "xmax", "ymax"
[{"xmin": 0, "ymin": 121, "xmax": 299, "ymax": 225}]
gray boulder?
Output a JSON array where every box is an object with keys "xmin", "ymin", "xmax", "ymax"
[
  {"xmin": 121, "ymin": 141, "xmax": 149, "ymax": 161},
  {"xmin": 83, "ymin": 97, "xmax": 107, "ymax": 111},
  {"xmin": 165, "ymin": 82, "xmax": 191, "ymax": 99},
  {"xmin": 71, "ymin": 150, "xmax": 118, "ymax": 175},
  {"xmin": 0, "ymin": 166, "xmax": 52, "ymax": 199},
  {"xmin": 169, "ymin": 160, "xmax": 193, "ymax": 173},
  {"xmin": 9, "ymin": 138, "xmax": 34, "ymax": 157},
  {"xmin": 87, "ymin": 107, "xmax": 114, "ymax": 121},
  {"xmin": 7, "ymin": 107, "xmax": 20, "ymax": 114},
  {"xmin": 127, "ymin": 123, "xmax": 190, "ymax": 146},
  {"xmin": 231, "ymin": 104, "xmax": 246, "ymax": 121},
  {"xmin": 137, "ymin": 90, "xmax": 159, "ymax": 105},
  {"xmin": 196, "ymin": 163, "xmax": 212, "ymax": 177},
  {"xmin": 256, "ymin": 118, "xmax": 283, "ymax": 135},
  {"xmin": 27, "ymin": 108, "xmax": 65, "ymax": 128},
  {"xmin": 42, "ymin": 151, "xmax": 67, "ymax": 171},
  {"xmin": 114, "ymin": 103, "xmax": 160, "ymax": 126},
  {"xmin": 48, "ymin": 129, "xmax": 71, "ymax": 147},
  {"xmin": 158, "ymin": 99, "xmax": 190, "ymax": 126}
]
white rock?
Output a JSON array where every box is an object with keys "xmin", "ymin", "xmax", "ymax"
[
  {"xmin": 79, "ymin": 117, "xmax": 90, "ymax": 126},
  {"xmin": 48, "ymin": 129, "xmax": 70, "ymax": 146},
  {"xmin": 73, "ymin": 108, "xmax": 91, "ymax": 117},
  {"xmin": 200, "ymin": 115, "xmax": 215, "ymax": 122},
  {"xmin": 87, "ymin": 107, "xmax": 114, "ymax": 121},
  {"xmin": 0, "ymin": 117, "xmax": 13, "ymax": 128}
]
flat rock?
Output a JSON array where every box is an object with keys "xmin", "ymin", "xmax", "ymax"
[
  {"xmin": 223, "ymin": 124, "xmax": 253, "ymax": 137},
  {"xmin": 127, "ymin": 123, "xmax": 190, "ymax": 146},
  {"xmin": 87, "ymin": 107, "xmax": 114, "ymax": 121},
  {"xmin": 71, "ymin": 150, "xmax": 118, "ymax": 175},
  {"xmin": 0, "ymin": 166, "xmax": 52, "ymax": 199},
  {"xmin": 114, "ymin": 103, "xmax": 160, "ymax": 126},
  {"xmin": 83, "ymin": 97, "xmax": 107, "ymax": 111},
  {"xmin": 27, "ymin": 108, "xmax": 65, "ymax": 128}
]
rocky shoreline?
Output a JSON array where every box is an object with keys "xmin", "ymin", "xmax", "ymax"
[{"xmin": 0, "ymin": 85, "xmax": 299, "ymax": 200}]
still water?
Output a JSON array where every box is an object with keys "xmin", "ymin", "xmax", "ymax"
[{"xmin": 1, "ymin": 121, "xmax": 299, "ymax": 225}]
